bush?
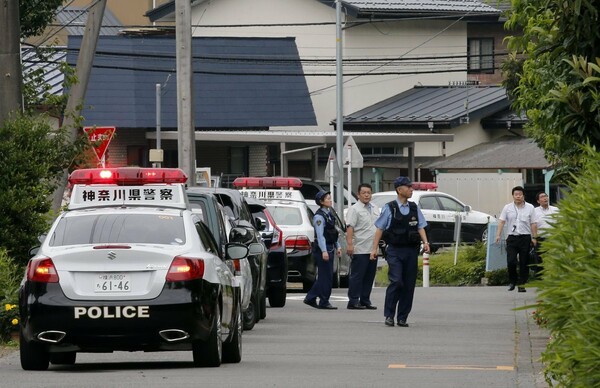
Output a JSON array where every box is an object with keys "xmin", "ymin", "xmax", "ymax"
[
  {"xmin": 535, "ymin": 147, "xmax": 600, "ymax": 387},
  {"xmin": 375, "ymin": 242, "xmax": 496, "ymax": 286},
  {"xmin": 0, "ymin": 113, "xmax": 86, "ymax": 266},
  {"xmin": 0, "ymin": 249, "xmax": 21, "ymax": 343},
  {"xmin": 485, "ymin": 268, "xmax": 509, "ymax": 286}
]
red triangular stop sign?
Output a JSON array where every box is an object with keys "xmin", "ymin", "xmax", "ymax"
[{"xmin": 84, "ymin": 126, "xmax": 115, "ymax": 161}]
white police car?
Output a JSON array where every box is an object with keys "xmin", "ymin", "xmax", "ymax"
[
  {"xmin": 19, "ymin": 167, "xmax": 261, "ymax": 370},
  {"xmin": 371, "ymin": 189, "xmax": 496, "ymax": 251},
  {"xmin": 233, "ymin": 177, "xmax": 350, "ymax": 291}
]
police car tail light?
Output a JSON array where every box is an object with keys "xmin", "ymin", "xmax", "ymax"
[
  {"xmin": 27, "ymin": 257, "xmax": 59, "ymax": 283},
  {"xmin": 166, "ymin": 257, "xmax": 205, "ymax": 281},
  {"xmin": 233, "ymin": 177, "xmax": 303, "ymax": 189},
  {"xmin": 285, "ymin": 235, "xmax": 311, "ymax": 251},
  {"xmin": 271, "ymin": 225, "xmax": 283, "ymax": 249},
  {"xmin": 68, "ymin": 167, "xmax": 188, "ymax": 185}
]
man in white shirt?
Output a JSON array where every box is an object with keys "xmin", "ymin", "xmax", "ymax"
[
  {"xmin": 532, "ymin": 192, "xmax": 559, "ymax": 277},
  {"xmin": 346, "ymin": 183, "xmax": 380, "ymax": 310},
  {"xmin": 495, "ymin": 186, "xmax": 538, "ymax": 292}
]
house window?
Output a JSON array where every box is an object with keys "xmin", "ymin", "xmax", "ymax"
[
  {"xmin": 468, "ymin": 38, "xmax": 494, "ymax": 73},
  {"xmin": 359, "ymin": 146, "xmax": 400, "ymax": 157}
]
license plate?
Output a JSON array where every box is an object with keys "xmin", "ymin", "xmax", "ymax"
[{"xmin": 94, "ymin": 273, "xmax": 131, "ymax": 293}]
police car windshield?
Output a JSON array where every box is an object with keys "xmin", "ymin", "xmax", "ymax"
[
  {"xmin": 49, "ymin": 214, "xmax": 186, "ymax": 246},
  {"xmin": 266, "ymin": 206, "xmax": 302, "ymax": 226}
]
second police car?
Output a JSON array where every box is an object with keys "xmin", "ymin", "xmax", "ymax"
[
  {"xmin": 371, "ymin": 184, "xmax": 496, "ymax": 252},
  {"xmin": 233, "ymin": 177, "xmax": 350, "ymax": 292},
  {"xmin": 19, "ymin": 167, "xmax": 263, "ymax": 370}
]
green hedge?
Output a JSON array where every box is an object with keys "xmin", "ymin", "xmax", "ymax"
[
  {"xmin": 0, "ymin": 249, "xmax": 21, "ymax": 343},
  {"xmin": 375, "ymin": 242, "xmax": 509, "ymax": 287},
  {"xmin": 535, "ymin": 148, "xmax": 600, "ymax": 387}
]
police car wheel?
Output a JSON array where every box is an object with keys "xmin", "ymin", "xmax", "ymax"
[
  {"xmin": 340, "ymin": 274, "xmax": 349, "ymax": 288},
  {"xmin": 302, "ymin": 280, "xmax": 313, "ymax": 293},
  {"xmin": 259, "ymin": 292, "xmax": 267, "ymax": 319},
  {"xmin": 223, "ymin": 299, "xmax": 242, "ymax": 363},
  {"xmin": 50, "ymin": 352, "xmax": 76, "ymax": 365},
  {"xmin": 20, "ymin": 331, "xmax": 49, "ymax": 371},
  {"xmin": 192, "ymin": 303, "xmax": 222, "ymax": 367},
  {"xmin": 243, "ymin": 300, "xmax": 256, "ymax": 331},
  {"xmin": 268, "ymin": 285, "xmax": 287, "ymax": 308},
  {"xmin": 480, "ymin": 227, "xmax": 488, "ymax": 242}
]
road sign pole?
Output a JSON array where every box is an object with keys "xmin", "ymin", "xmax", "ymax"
[{"xmin": 347, "ymin": 144, "xmax": 352, "ymax": 211}]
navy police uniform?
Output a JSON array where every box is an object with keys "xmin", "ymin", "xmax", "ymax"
[
  {"xmin": 305, "ymin": 192, "xmax": 340, "ymax": 309},
  {"xmin": 374, "ymin": 177, "xmax": 428, "ymax": 325}
]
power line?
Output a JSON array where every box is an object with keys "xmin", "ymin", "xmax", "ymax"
[
  {"xmin": 25, "ymin": 45, "xmax": 509, "ymax": 64},
  {"xmin": 43, "ymin": 11, "xmax": 502, "ymax": 30},
  {"xmin": 22, "ymin": 57, "xmax": 498, "ymax": 77}
]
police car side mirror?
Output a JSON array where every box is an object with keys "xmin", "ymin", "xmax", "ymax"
[
  {"xmin": 29, "ymin": 246, "xmax": 40, "ymax": 257},
  {"xmin": 255, "ymin": 216, "xmax": 267, "ymax": 231},
  {"xmin": 464, "ymin": 205, "xmax": 472, "ymax": 213},
  {"xmin": 225, "ymin": 243, "xmax": 249, "ymax": 260},
  {"xmin": 229, "ymin": 226, "xmax": 254, "ymax": 245},
  {"xmin": 248, "ymin": 242, "xmax": 265, "ymax": 256}
]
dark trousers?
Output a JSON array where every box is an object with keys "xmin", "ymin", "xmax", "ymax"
[
  {"xmin": 506, "ymin": 234, "xmax": 531, "ymax": 285},
  {"xmin": 306, "ymin": 244, "xmax": 335, "ymax": 307},
  {"xmin": 384, "ymin": 245, "xmax": 419, "ymax": 322},
  {"xmin": 347, "ymin": 253, "xmax": 377, "ymax": 306}
]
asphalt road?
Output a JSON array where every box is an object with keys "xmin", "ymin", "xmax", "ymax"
[{"xmin": 0, "ymin": 286, "xmax": 547, "ymax": 388}]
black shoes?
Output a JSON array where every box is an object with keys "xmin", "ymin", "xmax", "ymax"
[
  {"xmin": 508, "ymin": 284, "xmax": 526, "ymax": 292},
  {"xmin": 303, "ymin": 298, "xmax": 318, "ymax": 309},
  {"xmin": 384, "ymin": 317, "xmax": 395, "ymax": 327},
  {"xmin": 305, "ymin": 299, "xmax": 337, "ymax": 309},
  {"xmin": 318, "ymin": 304, "xmax": 338, "ymax": 310},
  {"xmin": 347, "ymin": 303, "xmax": 366, "ymax": 310},
  {"xmin": 362, "ymin": 304, "xmax": 377, "ymax": 310},
  {"xmin": 397, "ymin": 320, "xmax": 409, "ymax": 327}
]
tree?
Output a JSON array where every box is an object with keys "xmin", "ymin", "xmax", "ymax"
[
  {"xmin": 503, "ymin": 1, "xmax": 600, "ymax": 178},
  {"xmin": 20, "ymin": 0, "xmax": 63, "ymax": 39},
  {"xmin": 0, "ymin": 114, "xmax": 87, "ymax": 265}
]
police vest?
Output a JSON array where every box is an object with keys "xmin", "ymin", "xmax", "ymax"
[
  {"xmin": 382, "ymin": 200, "xmax": 420, "ymax": 247},
  {"xmin": 315, "ymin": 208, "xmax": 339, "ymax": 245}
]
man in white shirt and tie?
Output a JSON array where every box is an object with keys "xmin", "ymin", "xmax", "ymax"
[{"xmin": 495, "ymin": 186, "xmax": 538, "ymax": 292}]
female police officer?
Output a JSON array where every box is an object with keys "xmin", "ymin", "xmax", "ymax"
[{"xmin": 304, "ymin": 191, "xmax": 341, "ymax": 310}]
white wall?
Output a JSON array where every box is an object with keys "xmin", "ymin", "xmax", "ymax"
[
  {"xmin": 436, "ymin": 172, "xmax": 523, "ymax": 217},
  {"xmin": 188, "ymin": 0, "xmax": 468, "ymax": 132}
]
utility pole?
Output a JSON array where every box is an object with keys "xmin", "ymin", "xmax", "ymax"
[
  {"xmin": 51, "ymin": 0, "xmax": 107, "ymax": 213},
  {"xmin": 335, "ymin": 0, "xmax": 345, "ymax": 221},
  {"xmin": 175, "ymin": 0, "xmax": 196, "ymax": 185},
  {"xmin": 0, "ymin": 0, "xmax": 22, "ymax": 123}
]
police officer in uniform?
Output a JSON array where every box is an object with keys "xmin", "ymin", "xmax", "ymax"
[
  {"xmin": 370, "ymin": 177, "xmax": 430, "ymax": 327},
  {"xmin": 304, "ymin": 191, "xmax": 341, "ymax": 310}
]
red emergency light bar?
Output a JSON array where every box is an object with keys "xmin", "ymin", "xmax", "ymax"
[
  {"xmin": 412, "ymin": 182, "xmax": 438, "ymax": 191},
  {"xmin": 68, "ymin": 167, "xmax": 188, "ymax": 185},
  {"xmin": 232, "ymin": 177, "xmax": 303, "ymax": 189}
]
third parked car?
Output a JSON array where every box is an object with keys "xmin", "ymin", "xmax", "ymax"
[{"xmin": 245, "ymin": 197, "xmax": 288, "ymax": 307}]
